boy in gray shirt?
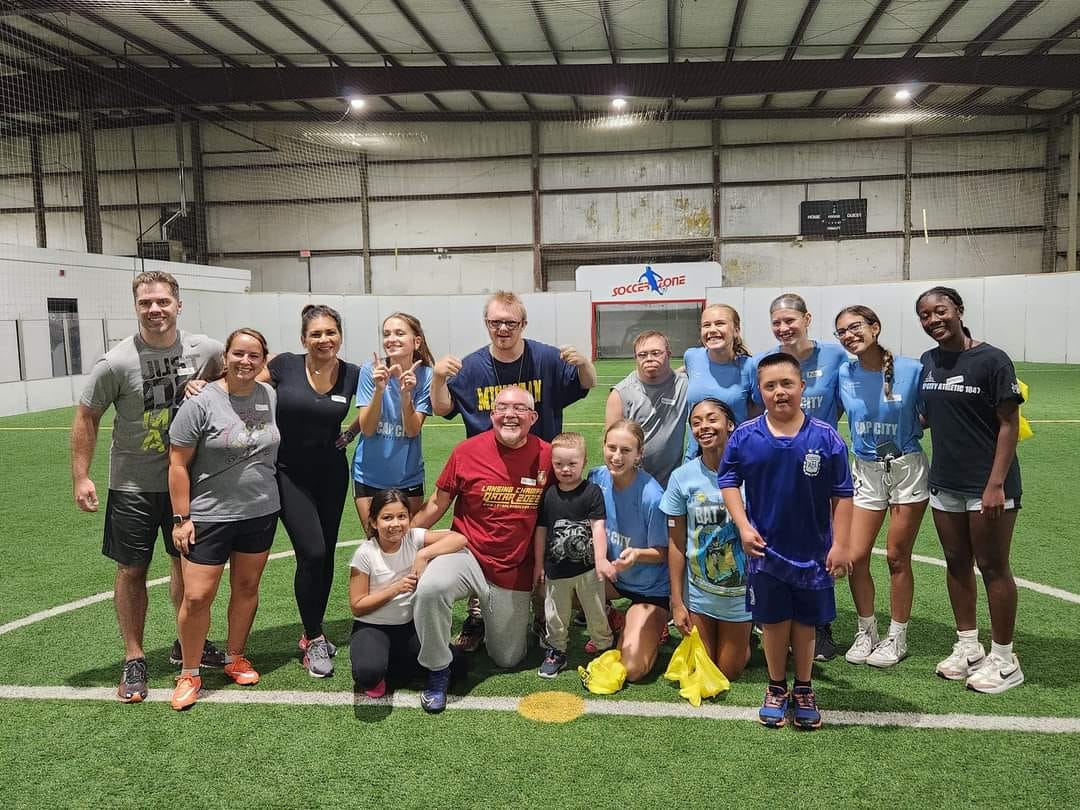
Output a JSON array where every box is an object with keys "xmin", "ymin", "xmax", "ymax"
[{"xmin": 71, "ymin": 270, "xmax": 223, "ymax": 702}]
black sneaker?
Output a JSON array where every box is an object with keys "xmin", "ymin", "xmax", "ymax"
[
  {"xmin": 538, "ymin": 649, "xmax": 567, "ymax": 679},
  {"xmin": 815, "ymin": 624, "xmax": 837, "ymax": 662},
  {"xmin": 117, "ymin": 657, "xmax": 148, "ymax": 703},
  {"xmin": 454, "ymin": 616, "xmax": 485, "ymax": 653},
  {"xmin": 170, "ymin": 639, "xmax": 227, "ymax": 668}
]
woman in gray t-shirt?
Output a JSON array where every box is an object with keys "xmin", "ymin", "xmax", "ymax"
[{"xmin": 167, "ymin": 328, "xmax": 281, "ymax": 711}]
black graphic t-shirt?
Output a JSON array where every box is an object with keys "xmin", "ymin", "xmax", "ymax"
[
  {"xmin": 920, "ymin": 342, "xmax": 1023, "ymax": 498},
  {"xmin": 268, "ymin": 352, "xmax": 359, "ymax": 469},
  {"xmin": 537, "ymin": 480, "xmax": 606, "ymax": 580}
]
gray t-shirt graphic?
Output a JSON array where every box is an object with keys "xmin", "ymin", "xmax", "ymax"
[
  {"xmin": 169, "ymin": 382, "xmax": 281, "ymax": 522},
  {"xmin": 79, "ymin": 331, "xmax": 224, "ymax": 492}
]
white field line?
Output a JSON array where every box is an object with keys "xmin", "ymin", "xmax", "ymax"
[{"xmin": 0, "ymin": 684, "xmax": 1077, "ymax": 734}]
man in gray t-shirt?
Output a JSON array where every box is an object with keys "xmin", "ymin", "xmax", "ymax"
[
  {"xmin": 605, "ymin": 330, "xmax": 688, "ymax": 487},
  {"xmin": 70, "ymin": 270, "xmax": 223, "ymax": 703}
]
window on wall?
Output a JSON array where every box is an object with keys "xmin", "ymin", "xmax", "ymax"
[
  {"xmin": 593, "ymin": 301, "xmax": 704, "ymax": 359},
  {"xmin": 47, "ymin": 298, "xmax": 81, "ymax": 377}
]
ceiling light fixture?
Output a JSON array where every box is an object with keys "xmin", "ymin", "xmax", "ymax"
[
  {"xmin": 894, "ymin": 89, "xmax": 912, "ymax": 101},
  {"xmin": 611, "ymin": 97, "xmax": 627, "ymax": 110},
  {"xmin": 349, "ymin": 97, "xmax": 366, "ymax": 111}
]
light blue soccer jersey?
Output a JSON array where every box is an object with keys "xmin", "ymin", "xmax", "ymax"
[
  {"xmin": 352, "ymin": 362, "xmax": 432, "ymax": 489},
  {"xmin": 683, "ymin": 347, "xmax": 754, "ymax": 460},
  {"xmin": 838, "ymin": 355, "xmax": 924, "ymax": 461},
  {"xmin": 748, "ymin": 341, "xmax": 848, "ymax": 427},
  {"xmin": 588, "ymin": 466, "xmax": 669, "ymax": 598}
]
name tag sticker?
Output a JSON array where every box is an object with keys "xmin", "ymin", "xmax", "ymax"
[
  {"xmin": 667, "ymin": 519, "xmax": 676, "ymax": 527},
  {"xmin": 946, "ymin": 375, "xmax": 964, "ymax": 385},
  {"xmin": 885, "ymin": 394, "xmax": 902, "ymax": 403},
  {"xmin": 255, "ymin": 404, "xmax": 270, "ymax": 411},
  {"xmin": 661, "ymin": 397, "xmax": 677, "ymax": 405},
  {"xmin": 177, "ymin": 367, "xmax": 195, "ymax": 377},
  {"xmin": 520, "ymin": 477, "xmax": 536, "ymax": 486},
  {"xmin": 806, "ymin": 369, "xmax": 823, "ymax": 379},
  {"xmin": 331, "ymin": 394, "xmax": 347, "ymax": 403}
]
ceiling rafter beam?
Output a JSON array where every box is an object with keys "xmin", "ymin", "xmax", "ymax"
[
  {"xmin": 667, "ymin": 0, "xmax": 676, "ymax": 63},
  {"xmin": 255, "ymin": 1, "xmax": 349, "ymax": 68},
  {"xmin": 599, "ymin": 0, "xmax": 617, "ymax": 64},
  {"xmin": 810, "ymin": 0, "xmax": 893, "ymax": 108},
  {"xmin": 764, "ymin": 0, "xmax": 820, "ymax": 108},
  {"xmin": 716, "ymin": 0, "xmax": 748, "ymax": 108},
  {"xmin": 528, "ymin": 0, "xmax": 579, "ymax": 112},
  {"xmin": 75, "ymin": 9, "xmax": 193, "ymax": 68},
  {"xmin": 964, "ymin": 0, "xmax": 1041, "ymax": 58},
  {"xmin": 456, "ymin": 0, "xmax": 532, "ymax": 110}
]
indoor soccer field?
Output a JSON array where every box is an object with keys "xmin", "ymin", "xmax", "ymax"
[{"xmin": 1, "ymin": 359, "xmax": 1078, "ymax": 809}]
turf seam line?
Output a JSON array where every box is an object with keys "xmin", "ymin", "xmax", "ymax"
[{"xmin": 0, "ymin": 685, "xmax": 1077, "ymax": 734}]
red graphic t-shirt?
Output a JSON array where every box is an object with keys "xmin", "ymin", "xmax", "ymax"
[{"xmin": 436, "ymin": 432, "xmax": 553, "ymax": 591}]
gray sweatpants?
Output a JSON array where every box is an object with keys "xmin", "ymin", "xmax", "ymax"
[{"xmin": 414, "ymin": 549, "xmax": 532, "ymax": 671}]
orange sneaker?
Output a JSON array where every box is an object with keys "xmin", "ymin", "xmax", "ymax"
[
  {"xmin": 170, "ymin": 673, "xmax": 202, "ymax": 711},
  {"xmin": 223, "ymin": 655, "xmax": 260, "ymax": 685}
]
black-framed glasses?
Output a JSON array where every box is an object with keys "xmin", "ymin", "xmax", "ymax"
[
  {"xmin": 833, "ymin": 321, "xmax": 868, "ymax": 339},
  {"xmin": 485, "ymin": 319, "xmax": 522, "ymax": 331}
]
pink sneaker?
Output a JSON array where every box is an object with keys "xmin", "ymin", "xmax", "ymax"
[
  {"xmin": 584, "ymin": 639, "xmax": 612, "ymax": 655},
  {"xmin": 364, "ymin": 679, "xmax": 387, "ymax": 699}
]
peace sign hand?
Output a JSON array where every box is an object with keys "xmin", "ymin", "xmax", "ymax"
[
  {"xmin": 372, "ymin": 352, "xmax": 390, "ymax": 391},
  {"xmin": 399, "ymin": 360, "xmax": 422, "ymax": 396}
]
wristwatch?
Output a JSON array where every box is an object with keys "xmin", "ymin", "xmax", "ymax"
[{"xmin": 172, "ymin": 514, "xmax": 190, "ymax": 525}]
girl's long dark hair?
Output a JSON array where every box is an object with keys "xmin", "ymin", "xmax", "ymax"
[{"xmin": 367, "ymin": 488, "xmax": 411, "ymax": 538}]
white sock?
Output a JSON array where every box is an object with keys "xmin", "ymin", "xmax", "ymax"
[
  {"xmin": 224, "ymin": 654, "xmax": 235, "ymax": 664},
  {"xmin": 888, "ymin": 620, "xmax": 908, "ymax": 639},
  {"xmin": 990, "ymin": 641, "xmax": 1014, "ymax": 660},
  {"xmin": 957, "ymin": 628, "xmax": 979, "ymax": 644},
  {"xmin": 181, "ymin": 667, "xmax": 200, "ymax": 677},
  {"xmin": 857, "ymin": 615, "xmax": 877, "ymax": 634}
]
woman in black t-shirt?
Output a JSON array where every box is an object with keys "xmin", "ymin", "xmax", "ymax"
[
  {"xmin": 259, "ymin": 305, "xmax": 361, "ymax": 679},
  {"xmin": 916, "ymin": 286, "xmax": 1024, "ymax": 695}
]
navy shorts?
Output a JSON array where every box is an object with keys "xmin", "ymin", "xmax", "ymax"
[
  {"xmin": 746, "ymin": 571, "xmax": 835, "ymax": 626},
  {"xmin": 103, "ymin": 490, "xmax": 180, "ymax": 567},
  {"xmin": 185, "ymin": 514, "xmax": 278, "ymax": 566}
]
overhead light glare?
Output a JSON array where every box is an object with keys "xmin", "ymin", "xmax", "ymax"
[
  {"xmin": 894, "ymin": 89, "xmax": 912, "ymax": 101},
  {"xmin": 349, "ymin": 97, "xmax": 366, "ymax": 111},
  {"xmin": 611, "ymin": 97, "xmax": 627, "ymax": 110}
]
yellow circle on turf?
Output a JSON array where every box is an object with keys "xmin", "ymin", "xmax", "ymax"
[{"xmin": 517, "ymin": 691, "xmax": 586, "ymax": 724}]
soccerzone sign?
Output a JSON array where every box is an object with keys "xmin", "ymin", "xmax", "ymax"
[{"xmin": 575, "ymin": 262, "xmax": 722, "ymax": 302}]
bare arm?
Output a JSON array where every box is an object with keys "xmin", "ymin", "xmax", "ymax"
[
  {"xmin": 981, "ymin": 401, "xmax": 1020, "ymax": 518},
  {"xmin": 411, "ymin": 529, "xmax": 468, "ymax": 578},
  {"xmin": 411, "ymin": 488, "xmax": 454, "ymax": 530},
  {"xmin": 604, "ymin": 389, "xmax": 624, "ymax": 433},
  {"xmin": 71, "ymin": 405, "xmax": 104, "ymax": 512},
  {"xmin": 826, "ymin": 496, "xmax": 854, "ymax": 577},
  {"xmin": 431, "ymin": 355, "xmax": 462, "ymax": 417},
  {"xmin": 533, "ymin": 526, "xmax": 547, "ymax": 588},
  {"xmin": 400, "ymin": 361, "xmax": 426, "ymax": 439},
  {"xmin": 667, "ymin": 516, "xmax": 691, "ymax": 634},
  {"xmin": 593, "ymin": 517, "xmax": 616, "ymax": 582},
  {"xmin": 722, "ymin": 486, "xmax": 765, "ymax": 558},
  {"xmin": 349, "ymin": 568, "xmax": 416, "ymax": 617},
  {"xmin": 168, "ymin": 444, "xmax": 198, "ymax": 554}
]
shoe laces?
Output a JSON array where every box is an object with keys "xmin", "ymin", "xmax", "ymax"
[
  {"xmin": 229, "ymin": 655, "xmax": 254, "ymax": 672},
  {"xmin": 792, "ymin": 686, "xmax": 817, "ymax": 709},
  {"xmin": 764, "ymin": 686, "xmax": 787, "ymax": 708},
  {"xmin": 308, "ymin": 639, "xmax": 331, "ymax": 661},
  {"xmin": 427, "ymin": 667, "xmax": 451, "ymax": 693},
  {"xmin": 175, "ymin": 672, "xmax": 199, "ymax": 688},
  {"xmin": 123, "ymin": 658, "xmax": 147, "ymax": 684}
]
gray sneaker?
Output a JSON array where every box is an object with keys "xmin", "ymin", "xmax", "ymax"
[{"xmin": 302, "ymin": 637, "xmax": 334, "ymax": 678}]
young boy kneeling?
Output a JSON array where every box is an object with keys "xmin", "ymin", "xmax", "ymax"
[{"xmin": 719, "ymin": 353, "xmax": 853, "ymax": 730}]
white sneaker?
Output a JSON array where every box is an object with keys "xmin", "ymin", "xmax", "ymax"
[
  {"xmin": 845, "ymin": 626, "xmax": 879, "ymax": 664},
  {"xmin": 935, "ymin": 639, "xmax": 986, "ymax": 680},
  {"xmin": 866, "ymin": 634, "xmax": 908, "ymax": 668},
  {"xmin": 966, "ymin": 652, "xmax": 1024, "ymax": 694}
]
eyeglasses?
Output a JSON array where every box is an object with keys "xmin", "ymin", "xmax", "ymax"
[
  {"xmin": 494, "ymin": 403, "xmax": 534, "ymax": 414},
  {"xmin": 635, "ymin": 350, "xmax": 668, "ymax": 360},
  {"xmin": 833, "ymin": 321, "xmax": 869, "ymax": 339},
  {"xmin": 485, "ymin": 319, "xmax": 522, "ymax": 331}
]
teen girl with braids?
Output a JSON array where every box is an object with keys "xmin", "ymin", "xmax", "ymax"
[
  {"xmin": 916, "ymin": 286, "xmax": 1025, "ymax": 694},
  {"xmin": 834, "ymin": 306, "xmax": 928, "ymax": 669}
]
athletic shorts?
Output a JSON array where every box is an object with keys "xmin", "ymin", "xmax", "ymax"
[
  {"xmin": 614, "ymin": 585, "xmax": 670, "ymax": 613},
  {"xmin": 851, "ymin": 452, "xmax": 930, "ymax": 511},
  {"xmin": 185, "ymin": 513, "xmax": 278, "ymax": 566},
  {"xmin": 353, "ymin": 481, "xmax": 424, "ymax": 500},
  {"xmin": 746, "ymin": 571, "xmax": 835, "ymax": 626},
  {"xmin": 929, "ymin": 486, "xmax": 1020, "ymax": 513},
  {"xmin": 103, "ymin": 489, "xmax": 180, "ymax": 567}
]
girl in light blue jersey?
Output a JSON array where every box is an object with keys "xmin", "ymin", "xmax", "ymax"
[{"xmin": 835, "ymin": 306, "xmax": 928, "ymax": 669}]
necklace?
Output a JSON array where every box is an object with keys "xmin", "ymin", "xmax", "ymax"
[{"xmin": 490, "ymin": 343, "xmax": 526, "ymax": 387}]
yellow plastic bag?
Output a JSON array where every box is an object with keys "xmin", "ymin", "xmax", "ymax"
[
  {"xmin": 663, "ymin": 627, "xmax": 731, "ymax": 706},
  {"xmin": 578, "ymin": 649, "xmax": 627, "ymax": 695},
  {"xmin": 1018, "ymin": 379, "xmax": 1033, "ymax": 442}
]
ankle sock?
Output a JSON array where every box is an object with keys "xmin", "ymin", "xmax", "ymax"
[
  {"xmin": 990, "ymin": 641, "xmax": 1014, "ymax": 660},
  {"xmin": 857, "ymin": 615, "xmax": 877, "ymax": 634},
  {"xmin": 768, "ymin": 678, "xmax": 787, "ymax": 691},
  {"xmin": 888, "ymin": 619, "xmax": 908, "ymax": 639},
  {"xmin": 793, "ymin": 678, "xmax": 812, "ymax": 689},
  {"xmin": 224, "ymin": 654, "xmax": 235, "ymax": 664},
  {"xmin": 181, "ymin": 667, "xmax": 199, "ymax": 677},
  {"xmin": 957, "ymin": 628, "xmax": 979, "ymax": 644}
]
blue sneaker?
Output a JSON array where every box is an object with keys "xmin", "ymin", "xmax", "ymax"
[
  {"xmin": 791, "ymin": 685, "xmax": 822, "ymax": 730},
  {"xmin": 420, "ymin": 666, "xmax": 451, "ymax": 714},
  {"xmin": 758, "ymin": 685, "xmax": 789, "ymax": 728}
]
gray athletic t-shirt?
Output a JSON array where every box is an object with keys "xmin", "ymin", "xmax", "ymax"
[
  {"xmin": 79, "ymin": 331, "xmax": 224, "ymax": 492},
  {"xmin": 168, "ymin": 381, "xmax": 281, "ymax": 522},
  {"xmin": 613, "ymin": 370, "xmax": 688, "ymax": 487}
]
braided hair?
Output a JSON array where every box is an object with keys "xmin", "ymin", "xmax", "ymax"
[
  {"xmin": 915, "ymin": 286, "xmax": 972, "ymax": 338},
  {"xmin": 835, "ymin": 305, "xmax": 894, "ymax": 398}
]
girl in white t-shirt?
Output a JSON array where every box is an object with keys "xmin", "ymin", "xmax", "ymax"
[{"xmin": 349, "ymin": 489, "xmax": 466, "ymax": 697}]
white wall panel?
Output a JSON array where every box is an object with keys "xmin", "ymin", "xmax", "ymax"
[
  {"xmin": 912, "ymin": 173, "xmax": 1043, "ymax": 229},
  {"xmin": 541, "ymin": 151, "xmax": 710, "ymax": 190},
  {"xmin": 1024, "ymin": 274, "xmax": 1074, "ymax": 363},
  {"xmin": 312, "ymin": 255, "xmax": 364, "ymax": 294},
  {"xmin": 370, "ymin": 251, "xmax": 534, "ymax": 296},
  {"xmin": 721, "ymin": 240, "xmax": 903, "ymax": 287},
  {"xmin": 42, "ymin": 175, "xmax": 82, "ymax": 207},
  {"xmin": 909, "ymin": 233, "xmax": 1043, "ymax": 280},
  {"xmin": 371, "ymin": 197, "xmax": 531, "ymax": 248},
  {"xmin": 0, "ymin": 213, "xmax": 39, "ymax": 247},
  {"xmin": 206, "ymin": 203, "xmax": 363, "ymax": 252},
  {"xmin": 541, "ymin": 121, "xmax": 710, "ymax": 154},
  {"xmin": 370, "ymin": 159, "xmax": 530, "ymax": 196},
  {"xmin": 983, "ymin": 275, "xmax": 1028, "ymax": 361},
  {"xmin": 95, "ymin": 125, "xmax": 188, "ymax": 171},
  {"xmin": 0, "ymin": 319, "xmax": 20, "ymax": 382},
  {"xmin": 232, "ymin": 257, "xmax": 310, "ymax": 294},
  {"xmin": 543, "ymin": 189, "xmax": 712, "ymax": 243},
  {"xmin": 913, "ymin": 133, "xmax": 1044, "ymax": 173},
  {"xmin": 25, "ymin": 375, "xmax": 77, "ymax": 411},
  {"xmin": 338, "ymin": 294, "xmax": 383, "ymax": 363},
  {"xmin": 42, "ymin": 212, "xmax": 85, "ymax": 252},
  {"xmin": 99, "ymin": 172, "xmax": 187, "ymax": 206},
  {"xmin": 205, "ymin": 166, "xmax": 364, "ymax": 202},
  {"xmin": 723, "ymin": 139, "xmax": 904, "ymax": 182},
  {"xmin": 0, "ymin": 176, "xmax": 33, "ymax": 207}
]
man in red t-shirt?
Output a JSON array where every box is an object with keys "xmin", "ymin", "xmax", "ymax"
[{"xmin": 412, "ymin": 386, "xmax": 553, "ymax": 712}]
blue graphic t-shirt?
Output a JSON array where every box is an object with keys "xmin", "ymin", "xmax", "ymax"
[
  {"xmin": 588, "ymin": 466, "xmax": 669, "ymax": 598},
  {"xmin": 661, "ymin": 458, "xmax": 748, "ymax": 615},
  {"xmin": 446, "ymin": 339, "xmax": 587, "ymax": 440},
  {"xmin": 718, "ymin": 415, "xmax": 853, "ymax": 590},
  {"xmin": 352, "ymin": 362, "xmax": 432, "ymax": 489},
  {"xmin": 838, "ymin": 355, "xmax": 924, "ymax": 461},
  {"xmin": 683, "ymin": 347, "xmax": 754, "ymax": 460},
  {"xmin": 748, "ymin": 341, "xmax": 848, "ymax": 427}
]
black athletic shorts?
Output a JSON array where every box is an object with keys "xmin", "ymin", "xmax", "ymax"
[
  {"xmin": 614, "ymin": 585, "xmax": 670, "ymax": 613},
  {"xmin": 185, "ymin": 513, "xmax": 278, "ymax": 566},
  {"xmin": 353, "ymin": 481, "xmax": 424, "ymax": 500},
  {"xmin": 103, "ymin": 490, "xmax": 180, "ymax": 567}
]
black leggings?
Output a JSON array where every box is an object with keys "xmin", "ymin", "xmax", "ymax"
[
  {"xmin": 277, "ymin": 462, "xmax": 349, "ymax": 640},
  {"xmin": 350, "ymin": 620, "xmax": 423, "ymax": 689}
]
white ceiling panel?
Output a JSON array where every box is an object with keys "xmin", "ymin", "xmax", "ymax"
[
  {"xmin": 864, "ymin": 1, "xmax": 954, "ymax": 47},
  {"xmin": 819, "ymin": 87, "xmax": 874, "ymax": 108},
  {"xmin": 607, "ymin": 0, "xmax": 667, "ymax": 53},
  {"xmin": 722, "ymin": 94, "xmax": 768, "ymax": 109},
  {"xmin": 545, "ymin": 1, "xmax": 612, "ymax": 60},
  {"xmin": 930, "ymin": 1, "xmax": 1016, "ymax": 55},
  {"xmin": 467, "ymin": 0, "xmax": 556, "ymax": 60},
  {"xmin": 677, "ymin": 0, "xmax": 738, "ymax": 50},
  {"xmin": 768, "ymin": 91, "xmax": 820, "ymax": 108}
]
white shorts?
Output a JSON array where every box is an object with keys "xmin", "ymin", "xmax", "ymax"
[
  {"xmin": 928, "ymin": 486, "xmax": 1018, "ymax": 513},
  {"xmin": 851, "ymin": 453, "xmax": 930, "ymax": 511}
]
